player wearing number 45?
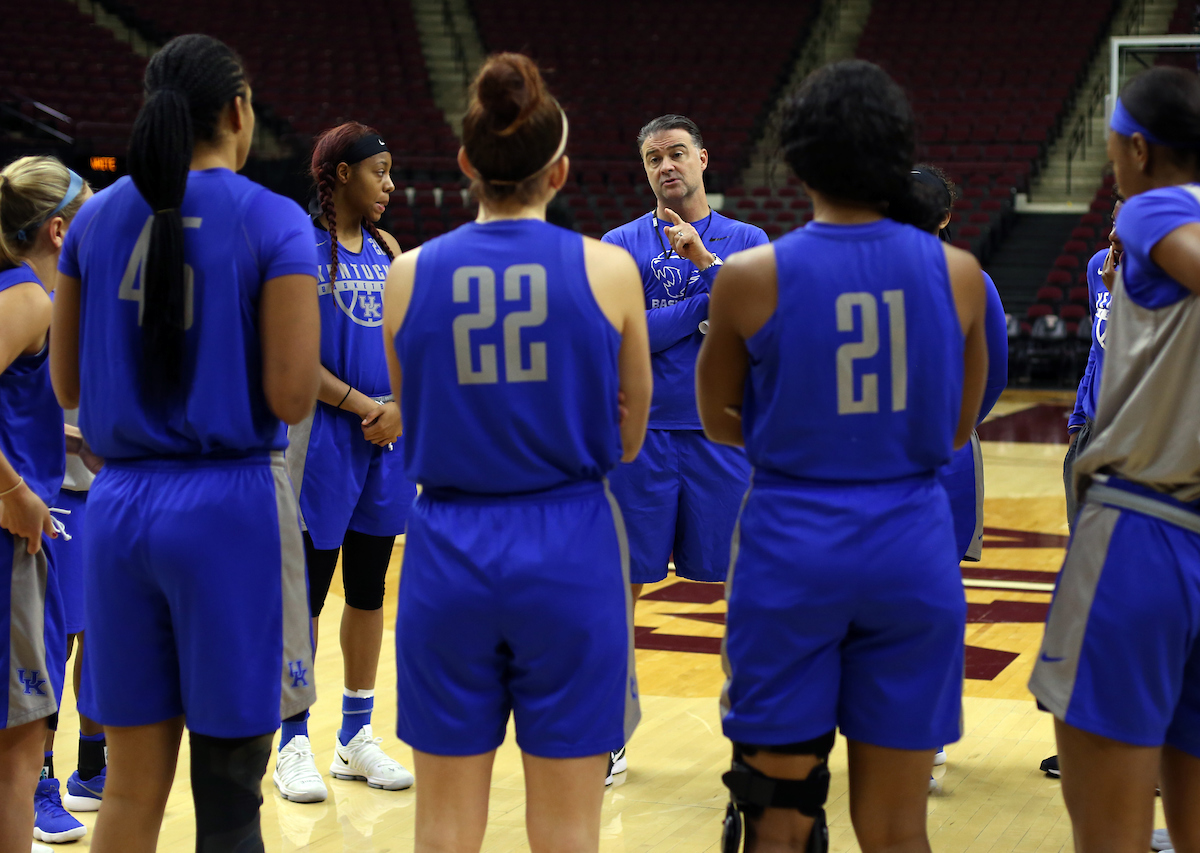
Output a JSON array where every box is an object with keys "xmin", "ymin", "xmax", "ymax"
[
  {"xmin": 696, "ymin": 61, "xmax": 988, "ymax": 853},
  {"xmin": 382, "ymin": 54, "xmax": 650, "ymax": 852}
]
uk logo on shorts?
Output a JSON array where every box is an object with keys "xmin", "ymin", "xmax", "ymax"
[
  {"xmin": 288, "ymin": 660, "xmax": 309, "ymax": 688},
  {"xmin": 17, "ymin": 669, "xmax": 47, "ymax": 696},
  {"xmin": 316, "ymin": 244, "xmax": 390, "ymax": 328}
]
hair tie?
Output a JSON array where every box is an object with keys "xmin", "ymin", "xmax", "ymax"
[
  {"xmin": 481, "ymin": 104, "xmax": 570, "ymax": 186},
  {"xmin": 14, "ymin": 229, "xmax": 27, "ymax": 242},
  {"xmin": 155, "ymin": 208, "xmax": 177, "ymax": 214},
  {"xmin": 1110, "ymin": 98, "xmax": 1170, "ymax": 147}
]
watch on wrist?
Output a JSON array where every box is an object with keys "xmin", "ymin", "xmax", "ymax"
[{"xmin": 698, "ymin": 255, "xmax": 723, "ymax": 273}]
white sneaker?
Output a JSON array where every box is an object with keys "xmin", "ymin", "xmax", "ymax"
[
  {"xmin": 33, "ymin": 844, "xmax": 53, "ymax": 853},
  {"xmin": 273, "ymin": 735, "xmax": 328, "ymax": 803},
  {"xmin": 610, "ymin": 746, "xmax": 627, "ymax": 775},
  {"xmin": 1152, "ymin": 829, "xmax": 1172, "ymax": 852},
  {"xmin": 330, "ymin": 725, "xmax": 414, "ymax": 790},
  {"xmin": 933, "ymin": 749, "xmax": 947, "ymax": 766},
  {"xmin": 929, "ymin": 775, "xmax": 939, "ymax": 793}
]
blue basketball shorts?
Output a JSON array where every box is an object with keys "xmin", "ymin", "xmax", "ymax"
[
  {"xmin": 608, "ymin": 428, "xmax": 751, "ymax": 584},
  {"xmin": 79, "ymin": 452, "xmax": 316, "ymax": 738},
  {"xmin": 395, "ymin": 480, "xmax": 640, "ymax": 759},
  {"xmin": 938, "ymin": 431, "xmax": 984, "ymax": 562},
  {"xmin": 1030, "ymin": 476, "xmax": 1200, "ymax": 757},
  {"xmin": 722, "ymin": 471, "xmax": 966, "ymax": 750},
  {"xmin": 53, "ymin": 488, "xmax": 87, "ymax": 635},
  {"xmin": 289, "ymin": 402, "xmax": 415, "ymax": 550},
  {"xmin": 1, "ymin": 529, "xmax": 64, "ymax": 729}
]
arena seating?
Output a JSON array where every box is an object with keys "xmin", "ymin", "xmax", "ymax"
[
  {"xmin": 469, "ymin": 0, "xmax": 817, "ymax": 237},
  {"xmin": 118, "ymin": 0, "xmax": 459, "ymax": 174},
  {"xmin": 0, "ymin": 0, "xmax": 145, "ymax": 152}
]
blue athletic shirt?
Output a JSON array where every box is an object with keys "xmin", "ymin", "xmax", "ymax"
[
  {"xmin": 1117, "ymin": 186, "xmax": 1200, "ymax": 309},
  {"xmin": 979, "ymin": 271, "xmax": 1008, "ymax": 422},
  {"xmin": 603, "ymin": 210, "xmax": 768, "ymax": 429},
  {"xmin": 744, "ymin": 219, "xmax": 963, "ymax": 481},
  {"xmin": 313, "ymin": 221, "xmax": 393, "ymax": 397},
  {"xmin": 398, "ymin": 220, "xmax": 622, "ymax": 494},
  {"xmin": 0, "ymin": 264, "xmax": 65, "ymax": 505},
  {"xmin": 1069, "ymin": 249, "xmax": 1112, "ymax": 431},
  {"xmin": 58, "ymin": 170, "xmax": 318, "ymax": 460}
]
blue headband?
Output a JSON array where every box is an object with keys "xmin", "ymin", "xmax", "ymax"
[
  {"xmin": 12, "ymin": 169, "xmax": 85, "ymax": 243},
  {"xmin": 1110, "ymin": 98, "xmax": 1169, "ymax": 146}
]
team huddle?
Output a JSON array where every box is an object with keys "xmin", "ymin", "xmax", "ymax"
[{"xmin": 0, "ymin": 29, "xmax": 1198, "ymax": 853}]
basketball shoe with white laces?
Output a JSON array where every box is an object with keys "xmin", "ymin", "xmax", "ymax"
[
  {"xmin": 273, "ymin": 736, "xmax": 329, "ymax": 803},
  {"xmin": 329, "ymin": 725, "xmax": 414, "ymax": 790}
]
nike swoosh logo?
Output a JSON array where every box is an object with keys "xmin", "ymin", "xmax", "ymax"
[
  {"xmin": 1040, "ymin": 654, "xmax": 1065, "ymax": 663},
  {"xmin": 708, "ymin": 236, "xmax": 729, "ymax": 242}
]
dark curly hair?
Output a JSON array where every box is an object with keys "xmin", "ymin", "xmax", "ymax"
[
  {"xmin": 781, "ymin": 60, "xmax": 925, "ymax": 225},
  {"xmin": 911, "ymin": 163, "xmax": 958, "ymax": 240}
]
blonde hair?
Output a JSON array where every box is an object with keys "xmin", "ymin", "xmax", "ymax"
[{"xmin": 0, "ymin": 156, "xmax": 90, "ymax": 269}]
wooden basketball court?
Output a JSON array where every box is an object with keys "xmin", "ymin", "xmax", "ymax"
[{"xmin": 47, "ymin": 389, "xmax": 1169, "ymax": 851}]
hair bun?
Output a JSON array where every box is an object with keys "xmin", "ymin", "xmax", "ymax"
[{"xmin": 474, "ymin": 53, "xmax": 545, "ymax": 136}]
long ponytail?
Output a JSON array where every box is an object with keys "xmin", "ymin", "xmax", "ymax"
[{"xmin": 127, "ymin": 34, "xmax": 245, "ymax": 396}]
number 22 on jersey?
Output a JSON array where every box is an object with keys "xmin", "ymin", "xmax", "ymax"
[
  {"xmin": 118, "ymin": 215, "xmax": 200, "ymax": 327},
  {"xmin": 453, "ymin": 264, "xmax": 549, "ymax": 385},
  {"xmin": 835, "ymin": 290, "xmax": 907, "ymax": 415}
]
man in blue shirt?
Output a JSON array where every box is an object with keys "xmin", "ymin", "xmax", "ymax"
[{"xmin": 602, "ymin": 115, "xmax": 766, "ymax": 780}]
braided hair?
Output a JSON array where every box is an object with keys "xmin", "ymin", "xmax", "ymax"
[
  {"xmin": 310, "ymin": 122, "xmax": 396, "ymax": 286},
  {"xmin": 127, "ymin": 33, "xmax": 246, "ymax": 396}
]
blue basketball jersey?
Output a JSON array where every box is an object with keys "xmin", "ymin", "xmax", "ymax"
[
  {"xmin": 743, "ymin": 219, "xmax": 963, "ymax": 480},
  {"xmin": 58, "ymin": 170, "xmax": 319, "ymax": 459},
  {"xmin": 398, "ymin": 220, "xmax": 622, "ymax": 494},
  {"xmin": 314, "ymin": 222, "xmax": 393, "ymax": 397},
  {"xmin": 0, "ymin": 265, "xmax": 64, "ymax": 505}
]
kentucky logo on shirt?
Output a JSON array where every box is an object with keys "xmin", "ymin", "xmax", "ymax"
[
  {"xmin": 316, "ymin": 238, "xmax": 390, "ymax": 328},
  {"xmin": 1094, "ymin": 290, "xmax": 1111, "ymax": 349},
  {"xmin": 650, "ymin": 252, "xmax": 700, "ymax": 306}
]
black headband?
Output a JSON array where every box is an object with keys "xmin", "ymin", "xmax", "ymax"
[
  {"xmin": 341, "ymin": 134, "xmax": 390, "ymax": 166},
  {"xmin": 911, "ymin": 167, "xmax": 951, "ymax": 214}
]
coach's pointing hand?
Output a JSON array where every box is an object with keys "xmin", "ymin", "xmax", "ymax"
[{"xmin": 662, "ymin": 208, "xmax": 715, "ymax": 270}]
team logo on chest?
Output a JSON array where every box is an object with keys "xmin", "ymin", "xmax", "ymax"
[
  {"xmin": 651, "ymin": 252, "xmax": 699, "ymax": 302},
  {"xmin": 316, "ymin": 237, "xmax": 390, "ymax": 328},
  {"xmin": 1095, "ymin": 291, "xmax": 1111, "ymax": 349}
]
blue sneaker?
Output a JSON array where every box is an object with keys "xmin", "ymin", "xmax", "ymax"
[
  {"xmin": 33, "ymin": 778, "xmax": 87, "ymax": 842},
  {"xmin": 64, "ymin": 768, "xmax": 105, "ymax": 812}
]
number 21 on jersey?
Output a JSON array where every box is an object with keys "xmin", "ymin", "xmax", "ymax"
[
  {"xmin": 835, "ymin": 290, "xmax": 907, "ymax": 415},
  {"xmin": 453, "ymin": 264, "xmax": 549, "ymax": 385}
]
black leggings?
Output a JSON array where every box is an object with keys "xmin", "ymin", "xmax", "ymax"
[{"xmin": 304, "ymin": 529, "xmax": 395, "ymax": 616}]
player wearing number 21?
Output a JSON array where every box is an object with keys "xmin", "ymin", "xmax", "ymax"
[
  {"xmin": 381, "ymin": 53, "xmax": 650, "ymax": 852},
  {"xmin": 696, "ymin": 61, "xmax": 987, "ymax": 853}
]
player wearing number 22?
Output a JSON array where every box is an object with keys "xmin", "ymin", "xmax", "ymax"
[
  {"xmin": 697, "ymin": 61, "xmax": 989, "ymax": 852},
  {"xmin": 382, "ymin": 54, "xmax": 651, "ymax": 849}
]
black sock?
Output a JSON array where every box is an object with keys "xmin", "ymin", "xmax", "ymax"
[
  {"xmin": 79, "ymin": 733, "xmax": 107, "ymax": 781},
  {"xmin": 42, "ymin": 751, "xmax": 54, "ymax": 781}
]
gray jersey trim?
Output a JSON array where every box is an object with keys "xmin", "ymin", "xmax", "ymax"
[
  {"xmin": 603, "ymin": 478, "xmax": 641, "ymax": 743},
  {"xmin": 6, "ymin": 539, "xmax": 57, "ymax": 728},
  {"xmin": 720, "ymin": 470, "xmax": 755, "ymax": 723},
  {"xmin": 1086, "ymin": 481, "xmax": 1200, "ymax": 536},
  {"xmin": 285, "ymin": 408, "xmax": 316, "ymax": 532},
  {"xmin": 273, "ymin": 452, "xmax": 317, "ymax": 720},
  {"xmin": 964, "ymin": 430, "xmax": 985, "ymax": 562},
  {"xmin": 1028, "ymin": 503, "xmax": 1120, "ymax": 719}
]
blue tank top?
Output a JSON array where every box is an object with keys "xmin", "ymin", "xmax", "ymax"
[
  {"xmin": 0, "ymin": 265, "xmax": 65, "ymax": 505},
  {"xmin": 58, "ymin": 170, "xmax": 319, "ymax": 459},
  {"xmin": 314, "ymin": 221, "xmax": 393, "ymax": 397},
  {"xmin": 744, "ymin": 219, "xmax": 963, "ymax": 481},
  {"xmin": 398, "ymin": 220, "xmax": 622, "ymax": 494}
]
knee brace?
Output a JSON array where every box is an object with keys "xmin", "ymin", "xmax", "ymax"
[
  {"xmin": 721, "ymin": 731, "xmax": 836, "ymax": 853},
  {"xmin": 189, "ymin": 732, "xmax": 272, "ymax": 853},
  {"xmin": 340, "ymin": 531, "xmax": 394, "ymax": 611}
]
